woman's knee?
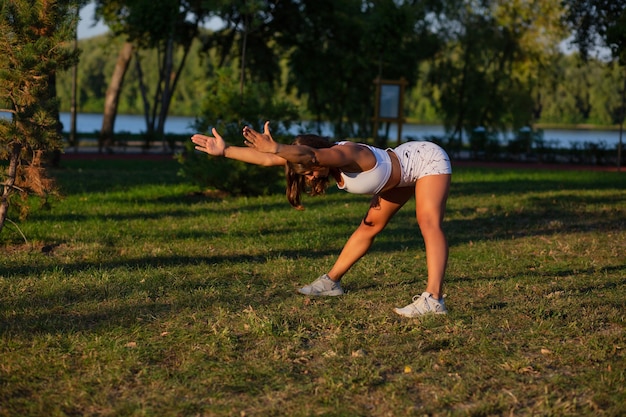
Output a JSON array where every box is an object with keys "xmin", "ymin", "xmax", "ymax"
[
  {"xmin": 360, "ymin": 214, "xmax": 386, "ymax": 235},
  {"xmin": 416, "ymin": 210, "xmax": 444, "ymax": 235},
  {"xmin": 358, "ymin": 207, "xmax": 393, "ymax": 237}
]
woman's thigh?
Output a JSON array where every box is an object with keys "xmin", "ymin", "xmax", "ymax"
[
  {"xmin": 362, "ymin": 187, "xmax": 414, "ymax": 228},
  {"xmin": 414, "ymin": 174, "xmax": 451, "ymax": 224}
]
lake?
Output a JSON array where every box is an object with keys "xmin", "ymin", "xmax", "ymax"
[{"xmin": 1, "ymin": 112, "xmax": 622, "ymax": 148}]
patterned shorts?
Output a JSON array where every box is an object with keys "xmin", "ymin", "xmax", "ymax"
[{"xmin": 391, "ymin": 141, "xmax": 452, "ymax": 187}]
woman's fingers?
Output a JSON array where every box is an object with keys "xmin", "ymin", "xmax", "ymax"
[
  {"xmin": 191, "ymin": 133, "xmax": 221, "ymax": 155},
  {"xmin": 190, "ymin": 135, "xmax": 205, "ymax": 147},
  {"xmin": 211, "ymin": 127, "xmax": 222, "ymax": 140},
  {"xmin": 242, "ymin": 126, "xmax": 260, "ymax": 147}
]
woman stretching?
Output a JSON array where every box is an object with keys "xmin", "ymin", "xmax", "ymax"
[{"xmin": 190, "ymin": 121, "xmax": 452, "ymax": 317}]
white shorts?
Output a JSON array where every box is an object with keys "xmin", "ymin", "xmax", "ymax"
[{"xmin": 391, "ymin": 141, "xmax": 452, "ymax": 187}]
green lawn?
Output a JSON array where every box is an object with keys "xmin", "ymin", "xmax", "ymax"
[{"xmin": 1, "ymin": 158, "xmax": 625, "ymax": 416}]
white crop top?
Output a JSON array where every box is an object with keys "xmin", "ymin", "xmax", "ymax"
[{"xmin": 335, "ymin": 142, "xmax": 392, "ymax": 195}]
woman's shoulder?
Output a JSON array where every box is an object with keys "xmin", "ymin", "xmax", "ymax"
[{"xmin": 327, "ymin": 141, "xmax": 379, "ymax": 170}]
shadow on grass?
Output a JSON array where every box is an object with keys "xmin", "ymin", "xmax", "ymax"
[
  {"xmin": 51, "ymin": 160, "xmax": 181, "ymax": 194},
  {"xmin": 0, "ymin": 249, "xmax": 339, "ymax": 338},
  {"xmin": 0, "ymin": 247, "xmax": 340, "ymax": 279},
  {"xmin": 5, "ymin": 166, "xmax": 624, "ymax": 338},
  {"xmin": 446, "ymin": 192, "xmax": 625, "ymax": 243},
  {"xmin": 3, "ymin": 234, "xmax": 623, "ymax": 339},
  {"xmin": 450, "ymin": 168, "xmax": 626, "ymax": 196},
  {"xmin": 17, "ymin": 189, "xmax": 625, "ymax": 281},
  {"xmin": 16, "ymin": 176, "xmax": 626, "ymax": 263},
  {"xmin": 0, "ymin": 300, "xmax": 177, "ymax": 337}
]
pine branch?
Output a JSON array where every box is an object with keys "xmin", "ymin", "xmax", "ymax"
[
  {"xmin": 6, "ymin": 218, "xmax": 28, "ymax": 245},
  {"xmin": 1, "ymin": 183, "xmax": 26, "ymax": 193}
]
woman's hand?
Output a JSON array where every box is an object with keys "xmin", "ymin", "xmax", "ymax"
[
  {"xmin": 242, "ymin": 121, "xmax": 280, "ymax": 154},
  {"xmin": 191, "ymin": 128, "xmax": 227, "ymax": 156}
]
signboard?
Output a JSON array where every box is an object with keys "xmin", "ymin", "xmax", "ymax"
[
  {"xmin": 379, "ymin": 84, "xmax": 401, "ymax": 119},
  {"xmin": 373, "ymin": 78, "xmax": 407, "ymax": 145}
]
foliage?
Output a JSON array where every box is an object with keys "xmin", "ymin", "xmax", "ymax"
[
  {"xmin": 0, "ymin": 0, "xmax": 78, "ymax": 234},
  {"xmin": 57, "ymin": 31, "xmax": 626, "ymax": 130},
  {"xmin": 93, "ymin": 0, "xmax": 209, "ymax": 146},
  {"xmin": 53, "ymin": 0, "xmax": 626, "ymax": 147},
  {"xmin": 563, "ymin": 0, "xmax": 626, "ymax": 167},
  {"xmin": 56, "ymin": 34, "xmax": 210, "ymax": 116},
  {"xmin": 563, "ymin": 0, "xmax": 626, "ymax": 64},
  {"xmin": 205, "ymin": 0, "xmax": 283, "ymax": 88},
  {"xmin": 428, "ymin": 0, "xmax": 568, "ymax": 141},
  {"xmin": 1, "ymin": 160, "xmax": 625, "ymax": 415},
  {"xmin": 276, "ymin": 0, "xmax": 441, "ymax": 141},
  {"xmin": 176, "ymin": 67, "xmax": 300, "ymax": 196}
]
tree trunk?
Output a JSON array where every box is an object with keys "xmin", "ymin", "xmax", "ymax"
[
  {"xmin": 100, "ymin": 41, "xmax": 134, "ymax": 153},
  {"xmin": 134, "ymin": 51, "xmax": 153, "ymax": 149},
  {"xmin": 0, "ymin": 143, "xmax": 22, "ymax": 235},
  {"xmin": 69, "ymin": 4, "xmax": 79, "ymax": 151},
  {"xmin": 619, "ymin": 73, "xmax": 625, "ymax": 171},
  {"xmin": 240, "ymin": 18, "xmax": 248, "ymax": 97},
  {"xmin": 47, "ymin": 72, "xmax": 63, "ymax": 167},
  {"xmin": 157, "ymin": 36, "xmax": 174, "ymax": 148},
  {"xmin": 157, "ymin": 35, "xmax": 193, "ymax": 151}
]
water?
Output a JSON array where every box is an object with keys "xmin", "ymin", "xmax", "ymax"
[
  {"xmin": 2, "ymin": 112, "xmax": 623, "ymax": 148},
  {"xmin": 57, "ymin": 113, "xmax": 198, "ymax": 136},
  {"xmin": 380, "ymin": 123, "xmax": 623, "ymax": 148}
]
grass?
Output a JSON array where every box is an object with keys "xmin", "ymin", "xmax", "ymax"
[{"xmin": 1, "ymin": 158, "xmax": 625, "ymax": 416}]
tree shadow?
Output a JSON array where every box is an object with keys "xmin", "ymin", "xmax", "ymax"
[
  {"xmin": 0, "ymin": 248, "xmax": 342, "ymax": 338},
  {"xmin": 5, "ymin": 168, "xmax": 624, "ymax": 338}
]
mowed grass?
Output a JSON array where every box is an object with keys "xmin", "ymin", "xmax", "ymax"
[{"xmin": 1, "ymin": 158, "xmax": 625, "ymax": 416}]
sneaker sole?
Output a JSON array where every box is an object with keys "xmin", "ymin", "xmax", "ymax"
[
  {"xmin": 393, "ymin": 308, "xmax": 447, "ymax": 317},
  {"xmin": 298, "ymin": 289, "xmax": 344, "ymax": 296}
]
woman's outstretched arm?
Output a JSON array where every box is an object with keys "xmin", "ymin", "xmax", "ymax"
[
  {"xmin": 243, "ymin": 121, "xmax": 363, "ymax": 169},
  {"xmin": 191, "ymin": 128, "xmax": 286, "ymax": 167}
]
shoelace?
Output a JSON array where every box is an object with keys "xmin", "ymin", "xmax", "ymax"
[{"xmin": 412, "ymin": 294, "xmax": 437, "ymax": 312}]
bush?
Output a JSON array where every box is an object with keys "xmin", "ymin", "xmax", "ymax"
[
  {"xmin": 178, "ymin": 142, "xmax": 284, "ymax": 196},
  {"xmin": 177, "ymin": 68, "xmax": 300, "ymax": 196},
  {"xmin": 469, "ymin": 127, "xmax": 501, "ymax": 160}
]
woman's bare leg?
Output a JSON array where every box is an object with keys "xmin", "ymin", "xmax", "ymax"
[
  {"xmin": 414, "ymin": 174, "xmax": 451, "ymax": 299},
  {"xmin": 327, "ymin": 187, "xmax": 414, "ymax": 281}
]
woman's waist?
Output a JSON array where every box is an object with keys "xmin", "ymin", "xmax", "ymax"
[{"xmin": 380, "ymin": 149, "xmax": 401, "ymax": 192}]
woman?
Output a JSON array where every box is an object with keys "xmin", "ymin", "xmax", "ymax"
[{"xmin": 190, "ymin": 121, "xmax": 452, "ymax": 317}]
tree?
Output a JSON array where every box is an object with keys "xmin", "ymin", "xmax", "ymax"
[
  {"xmin": 277, "ymin": 0, "xmax": 441, "ymax": 143},
  {"xmin": 95, "ymin": 0, "xmax": 210, "ymax": 150},
  {"xmin": 563, "ymin": 0, "xmax": 626, "ymax": 168},
  {"xmin": 0, "ymin": 0, "xmax": 78, "ymax": 237},
  {"xmin": 99, "ymin": 40, "xmax": 133, "ymax": 151},
  {"xmin": 428, "ymin": 0, "xmax": 567, "ymax": 147},
  {"xmin": 563, "ymin": 0, "xmax": 626, "ymax": 62},
  {"xmin": 198, "ymin": 0, "xmax": 287, "ymax": 102},
  {"xmin": 537, "ymin": 54, "xmax": 585, "ymax": 125}
]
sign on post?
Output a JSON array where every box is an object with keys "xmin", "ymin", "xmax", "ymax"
[{"xmin": 373, "ymin": 78, "xmax": 407, "ymax": 146}]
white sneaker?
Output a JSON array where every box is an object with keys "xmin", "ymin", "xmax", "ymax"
[
  {"xmin": 298, "ymin": 274, "xmax": 344, "ymax": 296},
  {"xmin": 394, "ymin": 292, "xmax": 447, "ymax": 317}
]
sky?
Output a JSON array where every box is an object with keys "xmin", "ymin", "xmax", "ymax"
[
  {"xmin": 77, "ymin": 2, "xmax": 225, "ymax": 39},
  {"xmin": 77, "ymin": 2, "xmax": 108, "ymax": 39}
]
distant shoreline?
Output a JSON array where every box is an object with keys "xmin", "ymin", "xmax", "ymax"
[{"xmin": 53, "ymin": 111, "xmax": 624, "ymax": 132}]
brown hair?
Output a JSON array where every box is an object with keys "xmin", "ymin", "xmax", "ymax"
[{"xmin": 285, "ymin": 134, "xmax": 334, "ymax": 209}]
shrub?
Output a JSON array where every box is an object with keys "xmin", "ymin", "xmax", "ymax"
[{"xmin": 177, "ymin": 68, "xmax": 300, "ymax": 196}]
